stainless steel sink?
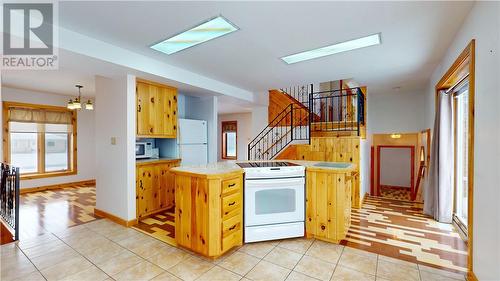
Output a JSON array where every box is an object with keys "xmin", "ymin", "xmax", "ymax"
[{"xmin": 312, "ymin": 162, "xmax": 351, "ymax": 168}]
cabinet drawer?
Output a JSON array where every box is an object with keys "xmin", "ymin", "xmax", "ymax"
[
  {"xmin": 222, "ymin": 229, "xmax": 242, "ymax": 253},
  {"xmin": 222, "ymin": 178, "xmax": 241, "ymax": 195},
  {"xmin": 222, "ymin": 213, "xmax": 241, "ymax": 238},
  {"xmin": 222, "ymin": 192, "xmax": 241, "ymax": 218}
]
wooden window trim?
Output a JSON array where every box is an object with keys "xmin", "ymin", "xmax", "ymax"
[
  {"xmin": 2, "ymin": 101, "xmax": 78, "ymax": 180},
  {"xmin": 434, "ymin": 40, "xmax": 475, "ymax": 278},
  {"xmin": 221, "ymin": 121, "xmax": 237, "ymax": 160}
]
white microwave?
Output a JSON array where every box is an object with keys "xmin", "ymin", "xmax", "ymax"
[{"xmin": 136, "ymin": 142, "xmax": 153, "ymax": 159}]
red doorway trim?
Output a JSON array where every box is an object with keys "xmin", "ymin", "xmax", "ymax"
[
  {"xmin": 376, "ymin": 145, "xmax": 415, "ymax": 198},
  {"xmin": 370, "ymin": 146, "xmax": 374, "ymax": 195}
]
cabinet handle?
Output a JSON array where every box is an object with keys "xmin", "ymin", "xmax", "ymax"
[
  {"xmin": 228, "ymin": 183, "xmax": 236, "ymax": 187},
  {"xmin": 228, "ymin": 201, "xmax": 236, "ymax": 206},
  {"xmin": 229, "ymin": 225, "xmax": 236, "ymax": 231}
]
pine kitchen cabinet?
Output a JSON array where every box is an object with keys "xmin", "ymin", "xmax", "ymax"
[
  {"xmin": 136, "ymin": 159, "xmax": 180, "ymax": 218},
  {"xmin": 170, "ymin": 167, "xmax": 244, "ymax": 258},
  {"xmin": 305, "ymin": 167, "xmax": 353, "ymax": 243},
  {"xmin": 136, "ymin": 79, "xmax": 178, "ymax": 138}
]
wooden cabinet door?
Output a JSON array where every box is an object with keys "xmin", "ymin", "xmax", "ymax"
[
  {"xmin": 136, "ymin": 82, "xmax": 151, "ymax": 136},
  {"xmin": 158, "ymin": 163, "xmax": 174, "ymax": 209},
  {"xmin": 137, "ymin": 166, "xmax": 154, "ymax": 217},
  {"xmin": 151, "ymin": 166, "xmax": 160, "ymax": 212},
  {"xmin": 164, "ymin": 88, "xmax": 177, "ymax": 138}
]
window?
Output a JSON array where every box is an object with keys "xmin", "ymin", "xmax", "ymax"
[
  {"xmin": 221, "ymin": 121, "xmax": 237, "ymax": 160},
  {"xmin": 3, "ymin": 102, "xmax": 77, "ymax": 179},
  {"xmin": 453, "ymin": 86, "xmax": 469, "ymax": 232}
]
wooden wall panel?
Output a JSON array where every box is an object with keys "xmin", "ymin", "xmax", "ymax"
[{"xmin": 276, "ymin": 136, "xmax": 361, "ymax": 208}]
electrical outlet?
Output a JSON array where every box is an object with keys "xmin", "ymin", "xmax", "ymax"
[{"xmin": 111, "ymin": 137, "xmax": 117, "ymax": 145}]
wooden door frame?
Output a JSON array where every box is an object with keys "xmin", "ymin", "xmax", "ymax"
[
  {"xmin": 435, "ymin": 40, "xmax": 475, "ymax": 280},
  {"xmin": 376, "ymin": 145, "xmax": 415, "ymax": 198},
  {"xmin": 221, "ymin": 121, "xmax": 238, "ymax": 160}
]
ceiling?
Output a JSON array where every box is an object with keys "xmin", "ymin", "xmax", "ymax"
[{"xmin": 56, "ymin": 1, "xmax": 473, "ymax": 95}]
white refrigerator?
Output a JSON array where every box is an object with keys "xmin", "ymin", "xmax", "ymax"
[{"xmin": 177, "ymin": 119, "xmax": 208, "ymax": 166}]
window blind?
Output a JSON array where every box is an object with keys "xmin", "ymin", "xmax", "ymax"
[{"xmin": 8, "ymin": 107, "xmax": 72, "ymax": 125}]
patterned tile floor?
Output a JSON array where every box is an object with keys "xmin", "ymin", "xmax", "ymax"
[
  {"xmin": 133, "ymin": 207, "xmax": 176, "ymax": 246},
  {"xmin": 341, "ymin": 196, "xmax": 468, "ymax": 274},
  {"xmin": 380, "ymin": 185, "xmax": 413, "ymax": 201},
  {"xmin": 4, "ymin": 186, "xmax": 467, "ymax": 280},
  {"xmin": 19, "ymin": 184, "xmax": 98, "ymax": 239},
  {"xmin": 1, "ymin": 219, "xmax": 466, "ymax": 281}
]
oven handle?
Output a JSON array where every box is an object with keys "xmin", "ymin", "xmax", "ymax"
[{"xmin": 245, "ymin": 177, "xmax": 305, "ymax": 188}]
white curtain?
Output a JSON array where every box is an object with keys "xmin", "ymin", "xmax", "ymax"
[{"xmin": 424, "ymin": 90, "xmax": 454, "ymax": 223}]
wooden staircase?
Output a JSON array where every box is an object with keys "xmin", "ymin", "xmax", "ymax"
[{"xmin": 248, "ymin": 85, "xmax": 366, "ymax": 161}]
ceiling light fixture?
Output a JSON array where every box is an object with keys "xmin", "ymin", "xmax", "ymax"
[
  {"xmin": 390, "ymin": 133, "xmax": 402, "ymax": 139},
  {"xmin": 150, "ymin": 16, "xmax": 239, "ymax": 55},
  {"xmin": 68, "ymin": 85, "xmax": 94, "ymax": 111},
  {"xmin": 281, "ymin": 33, "xmax": 381, "ymax": 64}
]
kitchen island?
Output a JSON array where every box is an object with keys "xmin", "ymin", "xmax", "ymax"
[{"xmin": 170, "ymin": 160, "xmax": 355, "ymax": 258}]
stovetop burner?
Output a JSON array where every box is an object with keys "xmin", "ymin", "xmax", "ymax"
[{"xmin": 236, "ymin": 162, "xmax": 299, "ymax": 168}]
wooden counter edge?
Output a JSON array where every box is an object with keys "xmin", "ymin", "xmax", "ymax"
[
  {"xmin": 136, "ymin": 158, "xmax": 181, "ymax": 167},
  {"xmin": 170, "ymin": 168, "xmax": 244, "ymax": 179}
]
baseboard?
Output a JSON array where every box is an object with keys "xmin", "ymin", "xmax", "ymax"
[
  {"xmin": 467, "ymin": 271, "xmax": 478, "ymax": 281},
  {"xmin": 20, "ymin": 179, "xmax": 96, "ymax": 194},
  {"xmin": 94, "ymin": 208, "xmax": 137, "ymax": 227}
]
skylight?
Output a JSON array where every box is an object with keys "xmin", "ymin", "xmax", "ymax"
[
  {"xmin": 281, "ymin": 33, "xmax": 381, "ymax": 64},
  {"xmin": 150, "ymin": 16, "xmax": 238, "ymax": 55}
]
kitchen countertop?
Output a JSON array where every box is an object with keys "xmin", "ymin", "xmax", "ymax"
[
  {"xmin": 136, "ymin": 157, "xmax": 181, "ymax": 166},
  {"xmin": 170, "ymin": 160, "xmax": 356, "ymax": 175}
]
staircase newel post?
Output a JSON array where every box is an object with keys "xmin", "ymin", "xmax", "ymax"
[
  {"xmin": 308, "ymin": 84, "xmax": 313, "ymax": 144},
  {"xmin": 290, "ymin": 104, "xmax": 294, "ymax": 141},
  {"xmin": 357, "ymin": 88, "xmax": 361, "ymax": 137},
  {"xmin": 14, "ymin": 167, "xmax": 19, "ymax": 241}
]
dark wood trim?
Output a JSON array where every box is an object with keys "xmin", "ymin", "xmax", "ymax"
[{"xmin": 370, "ymin": 146, "xmax": 374, "ymax": 195}]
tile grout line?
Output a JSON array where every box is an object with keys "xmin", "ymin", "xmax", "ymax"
[{"xmin": 15, "ymin": 243, "xmax": 48, "ymax": 281}]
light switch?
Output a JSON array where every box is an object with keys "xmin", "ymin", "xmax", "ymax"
[{"xmin": 111, "ymin": 137, "xmax": 117, "ymax": 145}]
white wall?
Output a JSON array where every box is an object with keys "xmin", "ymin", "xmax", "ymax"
[
  {"xmin": 359, "ymin": 138, "xmax": 370, "ymax": 198},
  {"xmin": 185, "ymin": 96, "xmax": 218, "ymax": 163},
  {"xmin": 379, "ymin": 147, "xmax": 412, "ymax": 187},
  {"xmin": 218, "ymin": 112, "xmax": 252, "ymax": 161},
  {"xmin": 251, "ymin": 106, "xmax": 268, "ymax": 137},
  {"xmin": 2, "ymin": 87, "xmax": 96, "ymax": 189},
  {"xmin": 424, "ymin": 2, "xmax": 500, "ymax": 279},
  {"xmin": 368, "ymin": 89, "xmax": 427, "ymax": 134},
  {"xmin": 95, "ymin": 75, "xmax": 136, "ymax": 221}
]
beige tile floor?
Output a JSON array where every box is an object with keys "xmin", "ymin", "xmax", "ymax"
[{"xmin": 0, "ymin": 219, "xmax": 466, "ymax": 281}]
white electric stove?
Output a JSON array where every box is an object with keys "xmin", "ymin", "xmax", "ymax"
[{"xmin": 236, "ymin": 162, "xmax": 305, "ymax": 243}]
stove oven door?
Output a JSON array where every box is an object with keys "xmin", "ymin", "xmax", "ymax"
[{"xmin": 245, "ymin": 177, "xmax": 305, "ymax": 226}]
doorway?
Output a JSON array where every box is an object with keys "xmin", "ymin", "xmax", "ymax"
[{"xmin": 377, "ymin": 146, "xmax": 415, "ymax": 201}]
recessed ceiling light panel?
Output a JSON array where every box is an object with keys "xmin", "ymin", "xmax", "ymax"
[
  {"xmin": 150, "ymin": 16, "xmax": 238, "ymax": 55},
  {"xmin": 281, "ymin": 33, "xmax": 381, "ymax": 64}
]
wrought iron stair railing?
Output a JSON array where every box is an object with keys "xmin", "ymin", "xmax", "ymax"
[
  {"xmin": 1, "ymin": 163, "xmax": 20, "ymax": 241},
  {"xmin": 248, "ymin": 104, "xmax": 310, "ymax": 161},
  {"xmin": 248, "ymin": 86, "xmax": 365, "ymax": 160}
]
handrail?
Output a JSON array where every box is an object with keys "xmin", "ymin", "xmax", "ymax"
[
  {"xmin": 1, "ymin": 163, "xmax": 20, "ymax": 241},
  {"xmin": 248, "ymin": 86, "xmax": 365, "ymax": 160}
]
